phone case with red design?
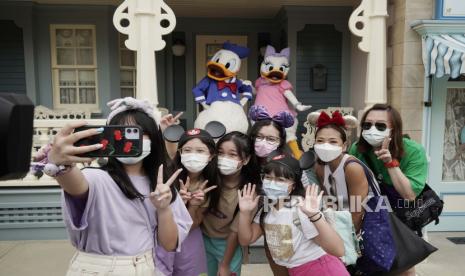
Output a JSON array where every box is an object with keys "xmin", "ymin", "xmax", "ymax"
[{"xmin": 74, "ymin": 125, "xmax": 143, "ymax": 157}]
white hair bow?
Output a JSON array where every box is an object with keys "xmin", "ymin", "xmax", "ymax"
[{"xmin": 106, "ymin": 97, "xmax": 159, "ymax": 124}]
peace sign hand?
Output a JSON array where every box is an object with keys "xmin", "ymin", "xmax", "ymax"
[
  {"xmin": 238, "ymin": 183, "xmax": 260, "ymax": 213},
  {"xmin": 189, "ymin": 180, "xmax": 217, "ymax": 206},
  {"xmin": 300, "ymin": 185, "xmax": 323, "ymax": 217},
  {"xmin": 179, "ymin": 177, "xmax": 192, "ymax": 204},
  {"xmin": 374, "ymin": 136, "xmax": 392, "ymax": 163},
  {"xmin": 150, "ymin": 165, "xmax": 182, "ymax": 210},
  {"xmin": 160, "ymin": 112, "xmax": 183, "ymax": 132}
]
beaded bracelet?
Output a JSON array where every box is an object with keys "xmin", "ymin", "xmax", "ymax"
[{"xmin": 30, "ymin": 144, "xmax": 73, "ymax": 178}]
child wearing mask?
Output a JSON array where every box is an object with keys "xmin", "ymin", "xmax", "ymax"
[
  {"xmin": 201, "ymin": 132, "xmax": 261, "ymax": 276},
  {"xmin": 156, "ymin": 123, "xmax": 225, "ymax": 276},
  {"xmin": 237, "ymin": 154, "xmax": 348, "ymax": 276},
  {"xmin": 248, "ymin": 105, "xmax": 309, "ymax": 276},
  {"xmin": 40, "ymin": 98, "xmax": 192, "ymax": 275}
]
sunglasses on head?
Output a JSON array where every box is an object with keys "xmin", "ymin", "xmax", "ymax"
[{"xmin": 362, "ymin": 122, "xmax": 388, "ymax": 131}]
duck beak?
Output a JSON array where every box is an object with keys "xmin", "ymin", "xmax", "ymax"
[
  {"xmin": 207, "ymin": 61, "xmax": 236, "ymax": 81},
  {"xmin": 261, "ymin": 70, "xmax": 286, "ymax": 83}
]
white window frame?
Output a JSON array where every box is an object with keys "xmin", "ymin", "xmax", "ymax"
[
  {"xmin": 119, "ymin": 33, "xmax": 136, "ymax": 98},
  {"xmin": 50, "ymin": 24, "xmax": 99, "ymax": 111}
]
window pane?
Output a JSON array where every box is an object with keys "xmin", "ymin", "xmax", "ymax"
[
  {"xmin": 76, "ymin": 29, "xmax": 93, "ymax": 47},
  {"xmin": 77, "ymin": 49, "xmax": 93, "ymax": 65},
  {"xmin": 120, "ymin": 69, "xmax": 135, "ymax": 86},
  {"xmin": 59, "ymin": 70, "xmax": 76, "ymax": 86},
  {"xmin": 78, "ymin": 70, "xmax": 96, "ymax": 86},
  {"xmin": 79, "ymin": 88, "xmax": 96, "ymax": 104},
  {"xmin": 121, "ymin": 88, "xmax": 134, "ymax": 98},
  {"xmin": 121, "ymin": 50, "xmax": 135, "ymax": 67},
  {"xmin": 56, "ymin": 29, "xmax": 74, "ymax": 47},
  {"xmin": 57, "ymin": 48, "xmax": 75, "ymax": 65},
  {"xmin": 60, "ymin": 88, "xmax": 77, "ymax": 104},
  {"xmin": 442, "ymin": 88, "xmax": 465, "ymax": 181}
]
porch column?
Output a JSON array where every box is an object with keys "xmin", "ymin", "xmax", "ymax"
[
  {"xmin": 113, "ymin": 0, "xmax": 176, "ymax": 112},
  {"xmin": 349, "ymin": 0, "xmax": 388, "ymax": 108}
]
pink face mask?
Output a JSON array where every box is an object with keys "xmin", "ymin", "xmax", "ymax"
[{"xmin": 254, "ymin": 140, "xmax": 279, "ymax": 157}]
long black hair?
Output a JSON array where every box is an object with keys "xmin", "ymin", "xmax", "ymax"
[
  {"xmin": 356, "ymin": 103, "xmax": 405, "ymax": 159},
  {"xmin": 248, "ymin": 120, "xmax": 291, "ymax": 163},
  {"xmin": 103, "ymin": 109, "xmax": 177, "ymax": 201},
  {"xmin": 208, "ymin": 131, "xmax": 261, "ymax": 213},
  {"xmin": 259, "ymin": 159, "xmax": 305, "ymax": 228},
  {"xmin": 174, "ymin": 135, "xmax": 219, "ymax": 201}
]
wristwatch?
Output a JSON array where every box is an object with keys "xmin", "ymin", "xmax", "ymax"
[{"xmin": 384, "ymin": 159, "xmax": 400, "ymax": 168}]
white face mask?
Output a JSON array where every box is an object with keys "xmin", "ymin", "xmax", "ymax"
[
  {"xmin": 362, "ymin": 126, "xmax": 391, "ymax": 147},
  {"xmin": 314, "ymin": 143, "xmax": 343, "ymax": 162},
  {"xmin": 181, "ymin": 153, "xmax": 210, "ymax": 173},
  {"xmin": 117, "ymin": 139, "xmax": 151, "ymax": 165},
  {"xmin": 217, "ymin": 157, "xmax": 241, "ymax": 175}
]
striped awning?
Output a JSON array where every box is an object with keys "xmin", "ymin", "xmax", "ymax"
[{"xmin": 423, "ymin": 34, "xmax": 465, "ymax": 78}]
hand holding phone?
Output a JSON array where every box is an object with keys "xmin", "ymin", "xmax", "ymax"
[{"xmin": 74, "ymin": 125, "xmax": 143, "ymax": 158}]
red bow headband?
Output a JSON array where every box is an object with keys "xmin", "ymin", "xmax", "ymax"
[{"xmin": 316, "ymin": 111, "xmax": 346, "ymax": 128}]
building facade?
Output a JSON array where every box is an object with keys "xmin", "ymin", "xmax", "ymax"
[{"xmin": 0, "ymin": 0, "xmax": 463, "ymax": 239}]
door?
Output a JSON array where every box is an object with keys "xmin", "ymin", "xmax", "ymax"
[{"xmin": 429, "ymin": 77, "xmax": 465, "ymax": 231}]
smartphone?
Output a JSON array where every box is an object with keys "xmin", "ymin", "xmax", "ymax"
[{"xmin": 74, "ymin": 125, "xmax": 143, "ymax": 157}]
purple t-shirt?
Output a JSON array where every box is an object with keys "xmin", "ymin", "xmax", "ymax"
[{"xmin": 62, "ymin": 168, "xmax": 192, "ymax": 256}]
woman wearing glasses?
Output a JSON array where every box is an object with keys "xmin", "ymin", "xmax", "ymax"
[
  {"xmin": 348, "ymin": 104, "xmax": 428, "ymax": 276},
  {"xmin": 247, "ymin": 105, "xmax": 299, "ymax": 276}
]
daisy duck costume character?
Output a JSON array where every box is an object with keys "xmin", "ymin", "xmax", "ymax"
[
  {"xmin": 253, "ymin": 45, "xmax": 312, "ymax": 159},
  {"xmin": 192, "ymin": 42, "xmax": 253, "ymax": 134}
]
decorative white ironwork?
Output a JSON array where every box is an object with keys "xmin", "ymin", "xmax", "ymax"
[
  {"xmin": 113, "ymin": 0, "xmax": 176, "ymax": 110},
  {"xmin": 349, "ymin": 0, "xmax": 388, "ymax": 107}
]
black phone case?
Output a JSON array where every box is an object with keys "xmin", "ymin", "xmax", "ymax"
[{"xmin": 74, "ymin": 125, "xmax": 143, "ymax": 158}]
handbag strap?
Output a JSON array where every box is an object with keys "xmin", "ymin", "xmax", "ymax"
[
  {"xmin": 345, "ymin": 159, "xmax": 381, "ymax": 197},
  {"xmin": 362, "ymin": 153, "xmax": 380, "ymax": 178}
]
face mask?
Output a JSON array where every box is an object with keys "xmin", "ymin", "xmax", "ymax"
[
  {"xmin": 263, "ymin": 179, "xmax": 290, "ymax": 199},
  {"xmin": 314, "ymin": 143, "xmax": 342, "ymax": 162},
  {"xmin": 217, "ymin": 157, "xmax": 241, "ymax": 175},
  {"xmin": 254, "ymin": 140, "xmax": 279, "ymax": 157},
  {"xmin": 117, "ymin": 139, "xmax": 151, "ymax": 165},
  {"xmin": 181, "ymin": 153, "xmax": 210, "ymax": 173},
  {"xmin": 362, "ymin": 126, "xmax": 391, "ymax": 147}
]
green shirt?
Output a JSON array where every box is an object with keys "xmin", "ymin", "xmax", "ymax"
[{"xmin": 348, "ymin": 137, "xmax": 428, "ymax": 195}]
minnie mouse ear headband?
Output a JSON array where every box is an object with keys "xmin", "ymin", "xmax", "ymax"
[
  {"xmin": 306, "ymin": 110, "xmax": 358, "ymax": 129},
  {"xmin": 266, "ymin": 150, "xmax": 317, "ymax": 176},
  {"xmin": 163, "ymin": 121, "xmax": 227, "ymax": 144},
  {"xmin": 107, "ymin": 97, "xmax": 160, "ymax": 125},
  {"xmin": 249, "ymin": 105, "xmax": 294, "ymax": 129}
]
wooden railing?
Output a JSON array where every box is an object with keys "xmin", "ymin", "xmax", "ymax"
[
  {"xmin": 0, "ymin": 105, "xmax": 170, "ymax": 187},
  {"xmin": 0, "ymin": 106, "xmax": 106, "ymax": 187}
]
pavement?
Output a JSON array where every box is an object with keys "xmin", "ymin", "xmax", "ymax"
[{"xmin": 0, "ymin": 232, "xmax": 464, "ymax": 276}]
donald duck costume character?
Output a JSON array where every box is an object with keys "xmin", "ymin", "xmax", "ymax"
[
  {"xmin": 193, "ymin": 42, "xmax": 253, "ymax": 134},
  {"xmin": 253, "ymin": 45, "xmax": 312, "ymax": 159}
]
